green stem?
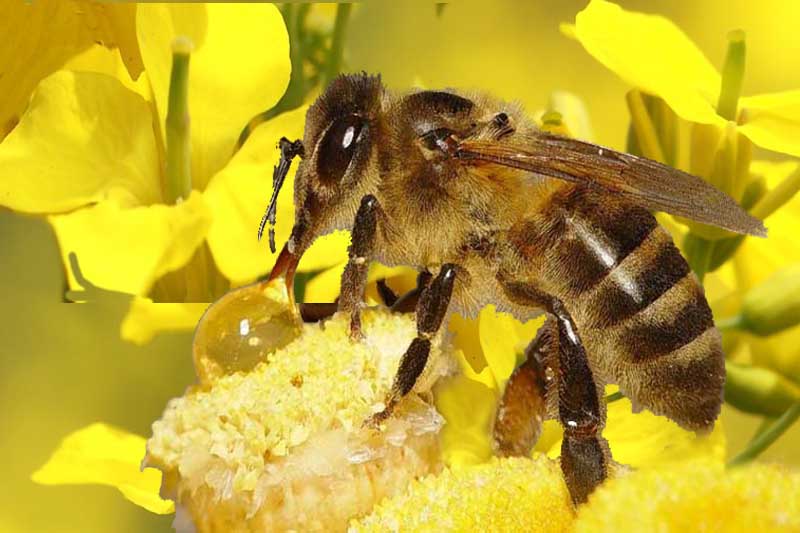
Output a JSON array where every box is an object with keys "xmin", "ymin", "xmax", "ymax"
[
  {"xmin": 728, "ymin": 401, "xmax": 800, "ymax": 467},
  {"xmin": 165, "ymin": 37, "xmax": 193, "ymax": 204},
  {"xmin": 717, "ymin": 30, "xmax": 746, "ymax": 121},
  {"xmin": 321, "ymin": 3, "xmax": 352, "ymax": 87}
]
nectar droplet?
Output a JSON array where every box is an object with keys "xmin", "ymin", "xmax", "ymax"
[{"xmin": 193, "ymin": 279, "xmax": 301, "ymax": 384}]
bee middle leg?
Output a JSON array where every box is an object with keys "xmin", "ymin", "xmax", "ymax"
[
  {"xmin": 367, "ymin": 264, "xmax": 457, "ymax": 427},
  {"xmin": 499, "ymin": 279, "xmax": 609, "ymax": 505}
]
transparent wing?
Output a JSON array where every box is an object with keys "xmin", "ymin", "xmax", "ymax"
[{"xmin": 457, "ymin": 131, "xmax": 766, "ymax": 237}]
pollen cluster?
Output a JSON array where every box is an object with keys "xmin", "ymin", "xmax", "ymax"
[
  {"xmin": 574, "ymin": 460, "xmax": 800, "ymax": 531},
  {"xmin": 147, "ymin": 303, "xmax": 456, "ymax": 532},
  {"xmin": 350, "ymin": 456, "xmax": 574, "ymax": 532}
]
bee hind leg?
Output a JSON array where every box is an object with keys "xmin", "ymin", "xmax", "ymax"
[
  {"xmin": 493, "ymin": 317, "xmax": 555, "ymax": 457},
  {"xmin": 550, "ymin": 297, "xmax": 610, "ymax": 505},
  {"xmin": 366, "ymin": 264, "xmax": 457, "ymax": 427},
  {"xmin": 498, "ymin": 279, "xmax": 610, "ymax": 505}
]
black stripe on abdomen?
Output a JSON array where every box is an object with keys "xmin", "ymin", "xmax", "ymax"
[
  {"xmin": 547, "ymin": 188, "xmax": 658, "ymax": 295},
  {"xmin": 590, "ymin": 237, "xmax": 691, "ymax": 328},
  {"xmin": 622, "ymin": 283, "xmax": 714, "ymax": 362}
]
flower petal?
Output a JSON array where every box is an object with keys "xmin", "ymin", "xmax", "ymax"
[
  {"xmin": 204, "ymin": 107, "xmax": 306, "ymax": 284},
  {"xmin": 0, "ymin": 1, "xmax": 142, "ymax": 137},
  {"xmin": 567, "ymin": 0, "xmax": 723, "ymax": 126},
  {"xmin": 64, "ymin": 44, "xmax": 152, "ymax": 101},
  {"xmin": 120, "ymin": 297, "xmax": 210, "ymax": 345},
  {"xmin": 0, "ymin": 70, "xmax": 161, "ymax": 213},
  {"xmin": 479, "ymin": 306, "xmax": 543, "ymax": 385},
  {"xmin": 136, "ymin": 3, "xmax": 291, "ymax": 188},
  {"xmin": 544, "ymin": 394, "xmax": 726, "ymax": 467},
  {"xmin": 49, "ymin": 191, "xmax": 212, "ymax": 295},
  {"xmin": 740, "ymin": 90, "xmax": 800, "ymax": 157},
  {"xmin": 31, "ymin": 423, "xmax": 174, "ymax": 515},
  {"xmin": 303, "ymin": 263, "xmax": 346, "ymax": 303},
  {"xmin": 435, "ymin": 374, "xmax": 497, "ymax": 467}
]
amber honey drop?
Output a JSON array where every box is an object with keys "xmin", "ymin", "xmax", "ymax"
[{"xmin": 193, "ymin": 279, "xmax": 301, "ymax": 384}]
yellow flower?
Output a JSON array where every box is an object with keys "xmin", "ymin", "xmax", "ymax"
[
  {"xmin": 574, "ymin": 460, "xmax": 800, "ymax": 531},
  {"xmin": 564, "ymin": 0, "xmax": 800, "ymax": 158},
  {"xmin": 31, "ymin": 423, "xmax": 173, "ymax": 515},
  {"xmin": 0, "ymin": 1, "xmax": 141, "ymax": 139},
  {"xmin": 0, "ymin": 4, "xmax": 314, "ymax": 342}
]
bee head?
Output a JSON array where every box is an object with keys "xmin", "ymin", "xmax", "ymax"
[{"xmin": 267, "ymin": 73, "xmax": 384, "ymax": 284}]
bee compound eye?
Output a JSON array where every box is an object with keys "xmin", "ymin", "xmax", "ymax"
[{"xmin": 317, "ymin": 114, "xmax": 364, "ymax": 184}]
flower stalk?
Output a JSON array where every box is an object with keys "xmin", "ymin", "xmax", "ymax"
[
  {"xmin": 165, "ymin": 37, "xmax": 193, "ymax": 204},
  {"xmin": 728, "ymin": 401, "xmax": 800, "ymax": 466}
]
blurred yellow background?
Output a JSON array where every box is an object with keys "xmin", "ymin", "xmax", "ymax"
[{"xmin": 2, "ymin": 1, "xmax": 799, "ymax": 531}]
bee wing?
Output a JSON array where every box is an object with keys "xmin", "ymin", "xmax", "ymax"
[{"xmin": 458, "ymin": 132, "xmax": 766, "ymax": 237}]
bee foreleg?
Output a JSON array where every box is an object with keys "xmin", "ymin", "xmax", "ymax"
[
  {"xmin": 366, "ymin": 264, "xmax": 457, "ymax": 427},
  {"xmin": 498, "ymin": 279, "xmax": 609, "ymax": 505},
  {"xmin": 339, "ymin": 194, "xmax": 382, "ymax": 339},
  {"xmin": 492, "ymin": 317, "xmax": 555, "ymax": 457}
]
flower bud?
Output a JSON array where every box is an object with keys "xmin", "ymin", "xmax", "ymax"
[{"xmin": 738, "ymin": 265, "xmax": 800, "ymax": 336}]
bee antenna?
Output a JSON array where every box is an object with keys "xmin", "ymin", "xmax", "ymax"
[{"xmin": 258, "ymin": 137, "xmax": 305, "ymax": 253}]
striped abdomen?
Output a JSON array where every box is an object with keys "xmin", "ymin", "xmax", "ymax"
[{"xmin": 509, "ymin": 185, "xmax": 725, "ymax": 431}]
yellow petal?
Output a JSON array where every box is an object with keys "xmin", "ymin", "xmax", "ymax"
[
  {"xmin": 740, "ymin": 90, "xmax": 800, "ymax": 157},
  {"xmin": 0, "ymin": 1, "xmax": 142, "ymax": 137},
  {"xmin": 574, "ymin": 461, "xmax": 800, "ymax": 531},
  {"xmin": 32, "ymin": 423, "xmax": 174, "ymax": 515},
  {"xmin": 49, "ymin": 191, "xmax": 212, "ymax": 295},
  {"xmin": 0, "ymin": 70, "xmax": 161, "ymax": 213},
  {"xmin": 545, "ymin": 394, "xmax": 726, "ymax": 467},
  {"xmin": 64, "ymin": 44, "xmax": 151, "ymax": 101},
  {"xmin": 479, "ymin": 306, "xmax": 542, "ymax": 385},
  {"xmin": 120, "ymin": 297, "xmax": 210, "ymax": 345},
  {"xmin": 567, "ymin": 0, "xmax": 723, "ymax": 126},
  {"xmin": 303, "ymin": 263, "xmax": 346, "ymax": 303},
  {"xmin": 435, "ymin": 374, "xmax": 497, "ymax": 467},
  {"xmin": 204, "ymin": 107, "xmax": 306, "ymax": 284},
  {"xmin": 298, "ymin": 231, "xmax": 351, "ymax": 273},
  {"xmin": 449, "ymin": 312, "xmax": 490, "ymax": 376},
  {"xmin": 137, "ymin": 3, "xmax": 291, "ymax": 188}
]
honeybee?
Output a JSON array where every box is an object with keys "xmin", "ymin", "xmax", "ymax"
[{"xmin": 260, "ymin": 73, "xmax": 766, "ymax": 504}]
